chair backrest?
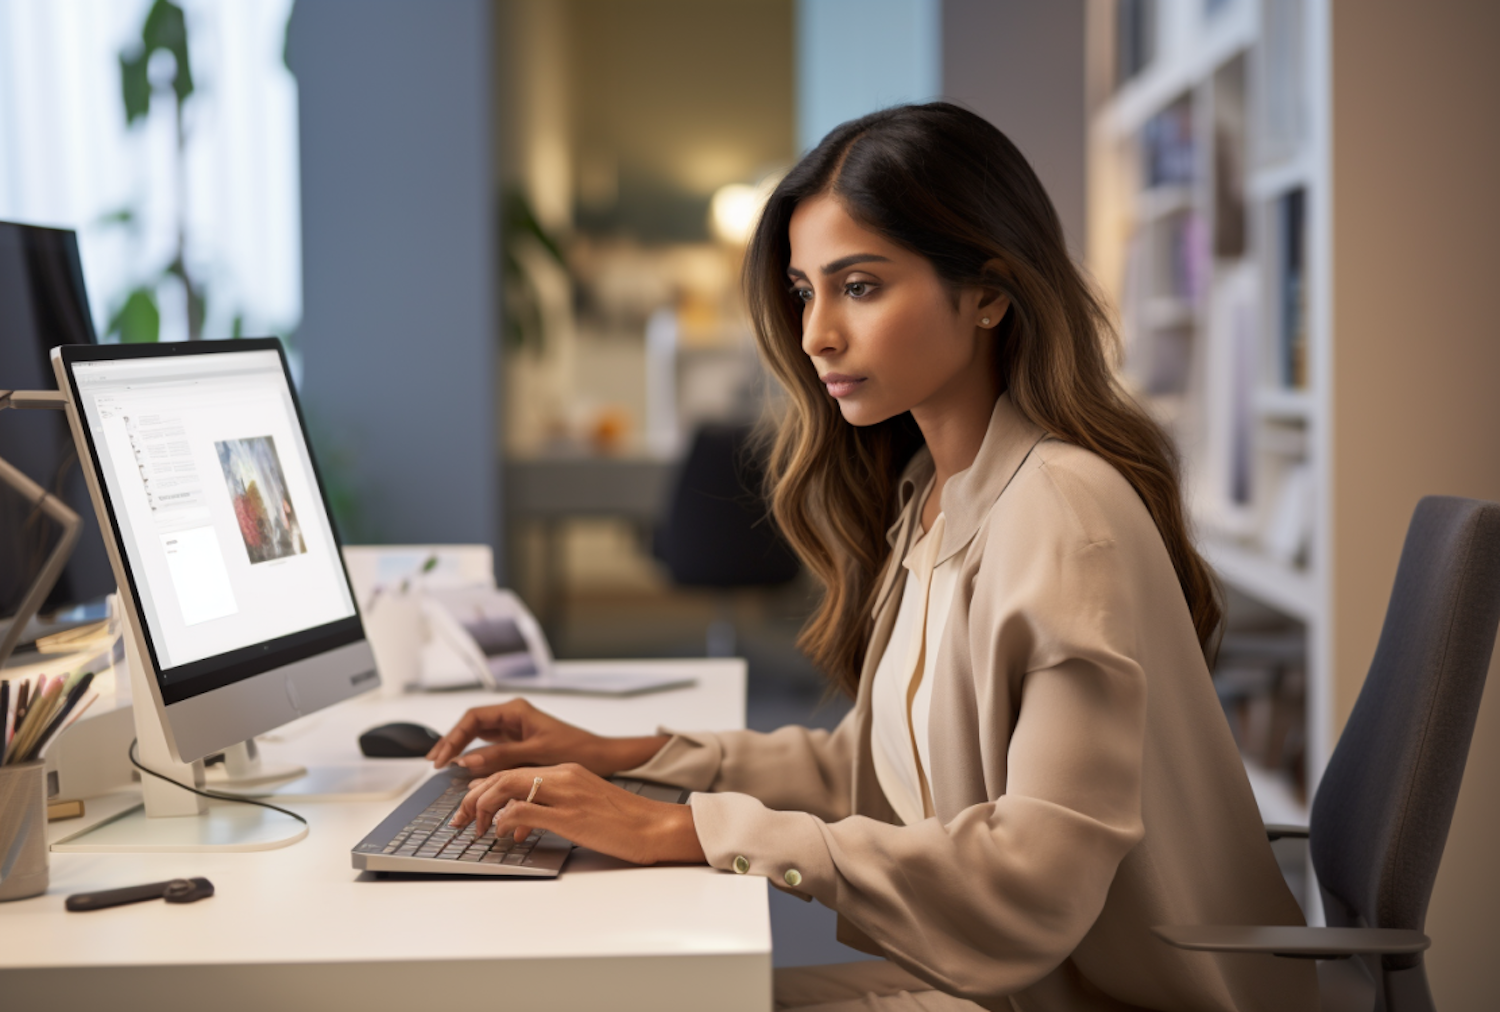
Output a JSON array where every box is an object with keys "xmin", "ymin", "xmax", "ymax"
[
  {"xmin": 654, "ymin": 424, "xmax": 800, "ymax": 589},
  {"xmin": 1311, "ymin": 496, "xmax": 1500, "ymax": 946}
]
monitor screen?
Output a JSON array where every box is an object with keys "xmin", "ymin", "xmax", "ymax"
[
  {"xmin": 0, "ymin": 220, "xmax": 113, "ymax": 623},
  {"xmin": 64, "ymin": 344, "xmax": 361, "ymax": 704}
]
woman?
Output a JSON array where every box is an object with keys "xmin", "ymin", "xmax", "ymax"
[{"xmin": 432, "ymin": 104, "xmax": 1315, "ymax": 1012}]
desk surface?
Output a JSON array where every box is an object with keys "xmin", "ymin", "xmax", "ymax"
[{"xmin": 1, "ymin": 659, "xmax": 771, "ymax": 1012}]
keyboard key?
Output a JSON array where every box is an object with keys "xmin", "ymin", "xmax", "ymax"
[{"xmin": 502, "ymin": 853, "xmax": 527, "ymax": 865}]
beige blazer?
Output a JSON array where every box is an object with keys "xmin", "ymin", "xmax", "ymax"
[{"xmin": 626, "ymin": 395, "xmax": 1317, "ymax": 1012}]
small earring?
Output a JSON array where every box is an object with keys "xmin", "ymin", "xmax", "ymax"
[{"xmin": 981, "ymin": 317, "xmax": 991, "ymax": 326}]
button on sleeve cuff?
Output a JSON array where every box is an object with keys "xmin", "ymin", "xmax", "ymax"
[{"xmin": 689, "ymin": 791, "xmax": 835, "ymax": 903}]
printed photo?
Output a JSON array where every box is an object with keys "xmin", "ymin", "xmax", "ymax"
[{"xmin": 215, "ymin": 436, "xmax": 307, "ymax": 564}]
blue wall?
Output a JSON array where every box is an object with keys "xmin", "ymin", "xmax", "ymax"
[
  {"xmin": 796, "ymin": 0, "xmax": 942, "ymax": 154},
  {"xmin": 287, "ymin": 0, "xmax": 500, "ymax": 557}
]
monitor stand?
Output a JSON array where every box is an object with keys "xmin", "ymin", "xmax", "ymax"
[
  {"xmin": 51, "ymin": 627, "xmax": 307, "ymax": 853},
  {"xmin": 204, "ymin": 739, "xmax": 419, "ymax": 802},
  {"xmin": 51, "ymin": 618, "xmax": 416, "ymax": 854},
  {"xmin": 205, "ymin": 738, "xmax": 308, "ymax": 787}
]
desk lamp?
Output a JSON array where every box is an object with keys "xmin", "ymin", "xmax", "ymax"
[{"xmin": 0, "ymin": 390, "xmax": 80, "ymax": 671}]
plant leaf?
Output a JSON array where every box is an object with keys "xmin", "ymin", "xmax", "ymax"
[
  {"xmin": 107, "ymin": 287, "xmax": 161, "ymax": 344},
  {"xmin": 142, "ymin": 0, "xmax": 194, "ymax": 104},
  {"xmin": 504, "ymin": 189, "xmax": 567, "ymax": 268},
  {"xmin": 97, "ymin": 206, "xmax": 137, "ymax": 227},
  {"xmin": 120, "ymin": 49, "xmax": 151, "ymax": 125}
]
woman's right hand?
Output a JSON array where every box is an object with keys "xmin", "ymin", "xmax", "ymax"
[{"xmin": 425, "ymin": 697, "xmax": 669, "ymax": 778}]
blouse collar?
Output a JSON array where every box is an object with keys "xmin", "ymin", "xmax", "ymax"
[{"xmin": 873, "ymin": 393, "xmax": 1047, "ymax": 616}]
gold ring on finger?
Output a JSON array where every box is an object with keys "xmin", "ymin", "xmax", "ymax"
[{"xmin": 526, "ymin": 776, "xmax": 542, "ymax": 804}]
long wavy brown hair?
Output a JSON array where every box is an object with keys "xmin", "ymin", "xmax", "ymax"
[{"xmin": 746, "ymin": 103, "xmax": 1221, "ymax": 697}]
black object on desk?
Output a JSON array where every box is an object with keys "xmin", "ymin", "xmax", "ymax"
[
  {"xmin": 66, "ymin": 877, "xmax": 214, "ymax": 912},
  {"xmin": 359, "ymin": 722, "xmax": 443, "ymax": 758}
]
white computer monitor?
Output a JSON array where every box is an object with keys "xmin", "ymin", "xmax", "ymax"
[{"xmin": 51, "ymin": 340, "xmax": 379, "ymax": 771}]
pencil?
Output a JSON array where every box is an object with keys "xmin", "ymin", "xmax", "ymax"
[
  {"xmin": 15, "ymin": 677, "xmax": 30, "ymax": 730},
  {"xmin": 59, "ymin": 693, "xmax": 97, "ymax": 734},
  {"xmin": 23, "ymin": 671, "xmax": 94, "ymax": 764},
  {"xmin": 7, "ymin": 677, "xmax": 30, "ymax": 764},
  {"xmin": 7, "ymin": 681, "xmax": 42, "ymax": 765},
  {"xmin": 9, "ymin": 678, "xmax": 62, "ymax": 767},
  {"xmin": 37, "ymin": 693, "xmax": 97, "ymax": 761},
  {"xmin": 0, "ymin": 680, "xmax": 10, "ymax": 764}
]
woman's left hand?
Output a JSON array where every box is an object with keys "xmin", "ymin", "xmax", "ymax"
[{"xmin": 447, "ymin": 763, "xmax": 707, "ymax": 867}]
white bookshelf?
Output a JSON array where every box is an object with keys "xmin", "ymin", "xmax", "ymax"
[
  {"xmin": 1088, "ymin": 0, "xmax": 1329, "ymax": 820},
  {"xmin": 1094, "ymin": 2, "xmax": 1500, "ymax": 993}
]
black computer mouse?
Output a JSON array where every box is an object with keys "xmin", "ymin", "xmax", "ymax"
[{"xmin": 359, "ymin": 721, "xmax": 443, "ymax": 758}]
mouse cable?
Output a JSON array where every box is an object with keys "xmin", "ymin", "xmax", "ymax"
[{"xmin": 128, "ymin": 740, "xmax": 309, "ymax": 829}]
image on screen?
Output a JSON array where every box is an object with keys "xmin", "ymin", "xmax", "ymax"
[{"xmin": 215, "ymin": 436, "xmax": 307, "ymax": 565}]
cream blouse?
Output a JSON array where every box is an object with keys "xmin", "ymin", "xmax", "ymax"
[{"xmin": 870, "ymin": 508, "xmax": 963, "ymax": 827}]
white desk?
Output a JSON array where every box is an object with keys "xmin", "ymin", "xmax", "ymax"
[{"xmin": 0, "ymin": 659, "xmax": 772, "ymax": 1012}]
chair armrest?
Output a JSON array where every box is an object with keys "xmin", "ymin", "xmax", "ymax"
[
  {"xmin": 1152, "ymin": 925, "xmax": 1430, "ymax": 959},
  {"xmin": 1264, "ymin": 823, "xmax": 1310, "ymax": 841}
]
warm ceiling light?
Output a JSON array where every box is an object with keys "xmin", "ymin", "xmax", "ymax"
[{"xmin": 709, "ymin": 179, "xmax": 775, "ymax": 245}]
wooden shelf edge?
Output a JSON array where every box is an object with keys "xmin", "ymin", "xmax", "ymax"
[
  {"xmin": 1248, "ymin": 156, "xmax": 1314, "ymax": 201},
  {"xmin": 1254, "ymin": 387, "xmax": 1316, "ymax": 422}
]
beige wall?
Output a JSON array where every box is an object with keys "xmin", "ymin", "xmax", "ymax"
[
  {"xmin": 496, "ymin": 0, "xmax": 794, "ymax": 231},
  {"xmin": 568, "ymin": 0, "xmax": 794, "ymax": 202},
  {"xmin": 1329, "ymin": 1, "xmax": 1500, "ymax": 1005}
]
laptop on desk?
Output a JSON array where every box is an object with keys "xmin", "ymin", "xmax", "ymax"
[{"xmin": 351, "ymin": 770, "xmax": 690, "ymax": 877}]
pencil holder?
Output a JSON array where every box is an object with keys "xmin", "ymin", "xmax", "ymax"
[{"xmin": 0, "ymin": 760, "xmax": 48, "ymax": 901}]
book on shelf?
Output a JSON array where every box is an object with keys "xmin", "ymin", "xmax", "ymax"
[
  {"xmin": 1212, "ymin": 55, "xmax": 1249, "ymax": 258},
  {"xmin": 1142, "ymin": 99, "xmax": 1195, "ymax": 188},
  {"xmin": 1164, "ymin": 212, "xmax": 1208, "ymax": 304},
  {"xmin": 1224, "ymin": 263, "xmax": 1259, "ymax": 508},
  {"xmin": 1261, "ymin": 461, "xmax": 1314, "ymax": 568},
  {"xmin": 1121, "ymin": 231, "xmax": 1196, "ymax": 398},
  {"xmin": 1115, "ymin": 0, "xmax": 1156, "ymax": 87},
  {"xmin": 1278, "ymin": 188, "xmax": 1308, "ymax": 389}
]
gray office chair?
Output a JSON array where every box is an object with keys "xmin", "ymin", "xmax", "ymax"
[{"xmin": 1155, "ymin": 496, "xmax": 1500, "ymax": 1012}]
